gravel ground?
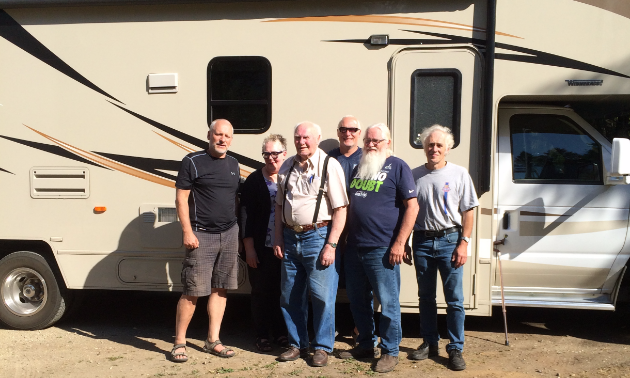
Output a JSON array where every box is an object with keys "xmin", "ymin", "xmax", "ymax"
[{"xmin": 1, "ymin": 290, "xmax": 629, "ymax": 378}]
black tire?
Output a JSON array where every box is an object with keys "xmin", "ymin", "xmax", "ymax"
[{"xmin": 0, "ymin": 251, "xmax": 70, "ymax": 329}]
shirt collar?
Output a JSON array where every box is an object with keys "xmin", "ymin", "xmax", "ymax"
[{"xmin": 293, "ymin": 148, "xmax": 321, "ymax": 170}]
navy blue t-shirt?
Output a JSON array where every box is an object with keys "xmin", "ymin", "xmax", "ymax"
[
  {"xmin": 175, "ymin": 151, "xmax": 240, "ymax": 233},
  {"xmin": 346, "ymin": 156, "xmax": 417, "ymax": 248},
  {"xmin": 328, "ymin": 147, "xmax": 362, "ymax": 189}
]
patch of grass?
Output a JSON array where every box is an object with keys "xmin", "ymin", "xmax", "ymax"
[
  {"xmin": 365, "ymin": 370, "xmax": 376, "ymax": 376},
  {"xmin": 215, "ymin": 367, "xmax": 234, "ymax": 374},
  {"xmin": 288, "ymin": 369, "xmax": 303, "ymax": 376},
  {"xmin": 190, "ymin": 370, "xmax": 199, "ymax": 375},
  {"xmin": 107, "ymin": 356, "xmax": 123, "ymax": 361},
  {"xmin": 239, "ymin": 366, "xmax": 253, "ymax": 371},
  {"xmin": 262, "ymin": 361, "xmax": 278, "ymax": 369}
]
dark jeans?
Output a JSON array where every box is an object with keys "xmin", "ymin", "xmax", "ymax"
[{"xmin": 248, "ymin": 246, "xmax": 286, "ymax": 340}]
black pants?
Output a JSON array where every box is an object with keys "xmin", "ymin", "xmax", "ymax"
[{"xmin": 248, "ymin": 246, "xmax": 286, "ymax": 340}]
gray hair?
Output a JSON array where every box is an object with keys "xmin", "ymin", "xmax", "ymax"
[
  {"xmin": 364, "ymin": 123, "xmax": 393, "ymax": 156},
  {"xmin": 262, "ymin": 134, "xmax": 287, "ymax": 152},
  {"xmin": 338, "ymin": 115, "xmax": 361, "ymax": 130},
  {"xmin": 293, "ymin": 121, "xmax": 322, "ymax": 138},
  {"xmin": 209, "ymin": 119, "xmax": 234, "ymax": 134},
  {"xmin": 420, "ymin": 124, "xmax": 455, "ymax": 149}
]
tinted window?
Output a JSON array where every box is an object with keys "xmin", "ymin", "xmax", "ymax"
[
  {"xmin": 510, "ymin": 114, "xmax": 602, "ymax": 184},
  {"xmin": 410, "ymin": 69, "xmax": 461, "ymax": 148},
  {"xmin": 208, "ymin": 57, "xmax": 271, "ymax": 133}
]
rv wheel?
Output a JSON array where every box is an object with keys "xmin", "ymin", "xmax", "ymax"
[{"xmin": 0, "ymin": 251, "xmax": 69, "ymax": 330}]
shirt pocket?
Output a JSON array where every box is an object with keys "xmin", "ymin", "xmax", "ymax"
[
  {"xmin": 308, "ymin": 176, "xmax": 323, "ymax": 196},
  {"xmin": 181, "ymin": 258, "xmax": 197, "ymax": 287}
]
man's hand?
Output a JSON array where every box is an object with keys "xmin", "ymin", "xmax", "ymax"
[
  {"xmin": 403, "ymin": 243, "xmax": 413, "ymax": 266},
  {"xmin": 246, "ymin": 249, "xmax": 259, "ymax": 268},
  {"xmin": 389, "ymin": 243, "xmax": 405, "ymax": 265},
  {"xmin": 274, "ymin": 242, "xmax": 284, "ymax": 259},
  {"xmin": 183, "ymin": 231, "xmax": 199, "ymax": 250},
  {"xmin": 452, "ymin": 242, "xmax": 468, "ymax": 268},
  {"xmin": 320, "ymin": 244, "xmax": 336, "ymax": 267}
]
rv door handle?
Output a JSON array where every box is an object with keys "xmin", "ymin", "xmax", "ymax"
[{"xmin": 493, "ymin": 235, "xmax": 508, "ymax": 252}]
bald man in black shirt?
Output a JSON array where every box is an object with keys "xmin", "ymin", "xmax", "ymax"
[{"xmin": 170, "ymin": 119, "xmax": 240, "ymax": 362}]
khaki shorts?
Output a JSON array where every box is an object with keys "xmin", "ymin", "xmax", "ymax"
[{"xmin": 181, "ymin": 224, "xmax": 239, "ymax": 296}]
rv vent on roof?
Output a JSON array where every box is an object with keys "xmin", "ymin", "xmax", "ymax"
[
  {"xmin": 30, "ymin": 167, "xmax": 90, "ymax": 199},
  {"xmin": 148, "ymin": 73, "xmax": 178, "ymax": 94}
]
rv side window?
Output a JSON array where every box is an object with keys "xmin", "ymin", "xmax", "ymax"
[
  {"xmin": 510, "ymin": 114, "xmax": 602, "ymax": 184},
  {"xmin": 208, "ymin": 57, "xmax": 271, "ymax": 133},
  {"xmin": 410, "ymin": 69, "xmax": 461, "ymax": 148}
]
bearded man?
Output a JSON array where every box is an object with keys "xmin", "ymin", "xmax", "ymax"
[{"xmin": 339, "ymin": 123, "xmax": 419, "ymax": 373}]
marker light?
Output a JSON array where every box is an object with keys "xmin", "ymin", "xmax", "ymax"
[
  {"xmin": 370, "ymin": 34, "xmax": 389, "ymax": 46},
  {"xmin": 94, "ymin": 207, "xmax": 107, "ymax": 213}
]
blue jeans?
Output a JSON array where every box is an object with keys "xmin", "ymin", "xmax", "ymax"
[
  {"xmin": 280, "ymin": 225, "xmax": 339, "ymax": 352},
  {"xmin": 345, "ymin": 246, "xmax": 401, "ymax": 356},
  {"xmin": 412, "ymin": 231, "xmax": 465, "ymax": 352}
]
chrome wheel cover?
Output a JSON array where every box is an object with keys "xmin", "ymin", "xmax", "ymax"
[{"xmin": 1, "ymin": 267, "xmax": 48, "ymax": 316}]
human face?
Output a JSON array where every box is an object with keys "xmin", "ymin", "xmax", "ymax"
[
  {"xmin": 424, "ymin": 131, "xmax": 449, "ymax": 169},
  {"xmin": 262, "ymin": 140, "xmax": 286, "ymax": 174},
  {"xmin": 337, "ymin": 117, "xmax": 361, "ymax": 149},
  {"xmin": 294, "ymin": 123, "xmax": 320, "ymax": 161},
  {"xmin": 363, "ymin": 127, "xmax": 390, "ymax": 156},
  {"xmin": 207, "ymin": 120, "xmax": 233, "ymax": 158}
]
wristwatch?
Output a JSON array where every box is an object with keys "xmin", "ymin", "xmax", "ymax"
[
  {"xmin": 327, "ymin": 242, "xmax": 338, "ymax": 248},
  {"xmin": 461, "ymin": 236, "xmax": 471, "ymax": 244}
]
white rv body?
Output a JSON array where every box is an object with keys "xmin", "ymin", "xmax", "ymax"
[{"xmin": 1, "ymin": 0, "xmax": 629, "ymax": 329}]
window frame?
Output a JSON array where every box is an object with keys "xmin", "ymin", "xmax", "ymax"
[
  {"xmin": 207, "ymin": 56, "xmax": 272, "ymax": 134},
  {"xmin": 509, "ymin": 113, "xmax": 604, "ymax": 185},
  {"xmin": 409, "ymin": 68, "xmax": 462, "ymax": 149}
]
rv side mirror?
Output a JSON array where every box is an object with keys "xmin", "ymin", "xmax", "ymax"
[{"xmin": 608, "ymin": 138, "xmax": 630, "ymax": 184}]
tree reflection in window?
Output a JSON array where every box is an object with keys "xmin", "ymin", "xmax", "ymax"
[{"xmin": 510, "ymin": 114, "xmax": 602, "ymax": 184}]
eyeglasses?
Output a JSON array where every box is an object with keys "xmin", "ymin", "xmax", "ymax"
[
  {"xmin": 338, "ymin": 127, "xmax": 360, "ymax": 134},
  {"xmin": 363, "ymin": 138, "xmax": 386, "ymax": 146},
  {"xmin": 262, "ymin": 150, "xmax": 285, "ymax": 159}
]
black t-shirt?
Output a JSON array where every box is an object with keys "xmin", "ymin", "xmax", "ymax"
[{"xmin": 175, "ymin": 151, "xmax": 240, "ymax": 233}]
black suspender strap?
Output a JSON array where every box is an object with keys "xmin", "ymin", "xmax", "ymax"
[
  {"xmin": 281, "ymin": 163, "xmax": 295, "ymax": 226},
  {"xmin": 312, "ymin": 155, "xmax": 330, "ymax": 226},
  {"xmin": 281, "ymin": 155, "xmax": 330, "ymax": 228}
]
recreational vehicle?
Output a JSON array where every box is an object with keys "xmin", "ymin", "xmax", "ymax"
[{"xmin": 1, "ymin": 0, "xmax": 629, "ymax": 330}]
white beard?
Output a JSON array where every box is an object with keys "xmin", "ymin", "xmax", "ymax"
[{"xmin": 356, "ymin": 149, "xmax": 387, "ymax": 180}]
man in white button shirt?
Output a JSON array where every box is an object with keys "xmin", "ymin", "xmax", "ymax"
[{"xmin": 274, "ymin": 121, "xmax": 348, "ymax": 367}]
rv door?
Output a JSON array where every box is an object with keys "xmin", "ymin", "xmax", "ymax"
[
  {"xmin": 495, "ymin": 105, "xmax": 629, "ymax": 309},
  {"xmin": 389, "ymin": 47, "xmax": 486, "ymax": 314}
]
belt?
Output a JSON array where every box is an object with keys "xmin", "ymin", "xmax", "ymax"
[
  {"xmin": 417, "ymin": 226, "xmax": 460, "ymax": 238},
  {"xmin": 284, "ymin": 220, "xmax": 330, "ymax": 233}
]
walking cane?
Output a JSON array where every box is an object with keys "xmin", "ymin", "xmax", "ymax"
[{"xmin": 493, "ymin": 235, "xmax": 510, "ymax": 346}]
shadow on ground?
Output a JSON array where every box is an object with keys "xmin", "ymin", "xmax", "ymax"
[{"xmin": 3, "ymin": 290, "xmax": 629, "ymax": 357}]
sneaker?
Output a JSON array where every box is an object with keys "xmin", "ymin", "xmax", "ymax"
[
  {"xmin": 447, "ymin": 349, "xmax": 466, "ymax": 371},
  {"xmin": 374, "ymin": 354, "xmax": 398, "ymax": 373},
  {"xmin": 409, "ymin": 342, "xmax": 439, "ymax": 360},
  {"xmin": 337, "ymin": 346, "xmax": 378, "ymax": 360}
]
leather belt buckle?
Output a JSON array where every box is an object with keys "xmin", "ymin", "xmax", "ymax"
[{"xmin": 293, "ymin": 224, "xmax": 304, "ymax": 233}]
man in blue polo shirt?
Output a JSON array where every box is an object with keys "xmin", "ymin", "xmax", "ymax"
[
  {"xmin": 340, "ymin": 123, "xmax": 419, "ymax": 374},
  {"xmin": 328, "ymin": 115, "xmax": 362, "ymax": 188}
]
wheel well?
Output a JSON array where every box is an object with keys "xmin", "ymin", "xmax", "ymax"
[{"xmin": 0, "ymin": 240, "xmax": 68, "ymax": 290}]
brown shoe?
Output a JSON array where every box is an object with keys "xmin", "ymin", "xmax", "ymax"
[
  {"xmin": 374, "ymin": 354, "xmax": 398, "ymax": 373},
  {"xmin": 337, "ymin": 347, "xmax": 378, "ymax": 360},
  {"xmin": 311, "ymin": 349, "xmax": 329, "ymax": 367},
  {"xmin": 278, "ymin": 346, "xmax": 308, "ymax": 362}
]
